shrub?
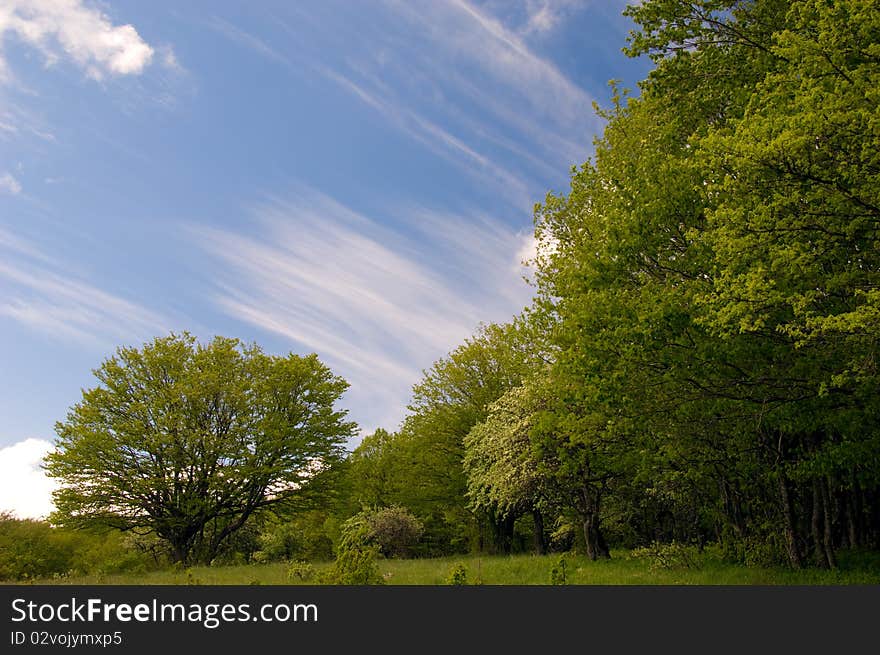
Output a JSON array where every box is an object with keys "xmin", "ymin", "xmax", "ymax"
[
  {"xmin": 0, "ymin": 513, "xmax": 150, "ymax": 580},
  {"xmin": 287, "ymin": 560, "xmax": 315, "ymax": 582},
  {"xmin": 318, "ymin": 545, "xmax": 384, "ymax": 585},
  {"xmin": 446, "ymin": 562, "xmax": 468, "ymax": 585},
  {"xmin": 630, "ymin": 541, "xmax": 701, "ymax": 570},
  {"xmin": 549, "ymin": 555, "xmax": 568, "ymax": 585},
  {"xmin": 548, "ymin": 519, "xmax": 575, "ymax": 553},
  {"xmin": 255, "ymin": 512, "xmax": 336, "ymax": 563},
  {"xmin": 363, "ymin": 506, "xmax": 424, "ymax": 558},
  {"xmin": 317, "ymin": 513, "xmax": 385, "ymax": 585},
  {"xmin": 69, "ymin": 531, "xmax": 149, "ymax": 575},
  {"xmin": 0, "ymin": 514, "xmax": 75, "ymax": 580},
  {"xmin": 720, "ymin": 535, "xmax": 787, "ymax": 568}
]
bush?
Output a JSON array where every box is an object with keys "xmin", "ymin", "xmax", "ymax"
[
  {"xmin": 446, "ymin": 563, "xmax": 468, "ymax": 585},
  {"xmin": 0, "ymin": 513, "xmax": 150, "ymax": 581},
  {"xmin": 363, "ymin": 506, "xmax": 424, "ymax": 558},
  {"xmin": 255, "ymin": 512, "xmax": 335, "ymax": 563},
  {"xmin": 318, "ymin": 545, "xmax": 384, "ymax": 585},
  {"xmin": 69, "ymin": 531, "xmax": 150, "ymax": 575},
  {"xmin": 630, "ymin": 541, "xmax": 701, "ymax": 570},
  {"xmin": 335, "ymin": 506, "xmax": 424, "ymax": 559},
  {"xmin": 720, "ymin": 536, "xmax": 787, "ymax": 568},
  {"xmin": 286, "ymin": 560, "xmax": 315, "ymax": 582},
  {"xmin": 548, "ymin": 519, "xmax": 576, "ymax": 553},
  {"xmin": 0, "ymin": 514, "xmax": 75, "ymax": 580},
  {"xmin": 317, "ymin": 513, "xmax": 385, "ymax": 585}
]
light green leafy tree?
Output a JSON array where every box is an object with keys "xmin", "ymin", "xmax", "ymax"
[
  {"xmin": 389, "ymin": 318, "xmax": 550, "ymax": 553},
  {"xmin": 46, "ymin": 333, "xmax": 356, "ymax": 565}
]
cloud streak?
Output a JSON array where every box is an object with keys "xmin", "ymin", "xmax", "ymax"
[
  {"xmin": 388, "ymin": 0, "xmax": 596, "ymax": 131},
  {"xmin": 215, "ymin": 2, "xmax": 598, "ymax": 210},
  {"xmin": 192, "ymin": 187, "xmax": 536, "ymax": 432},
  {"xmin": 0, "ymin": 226, "xmax": 169, "ymax": 348},
  {"xmin": 208, "ymin": 16, "xmax": 290, "ymax": 68}
]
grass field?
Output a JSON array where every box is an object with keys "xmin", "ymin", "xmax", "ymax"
[{"xmin": 12, "ymin": 548, "xmax": 880, "ymax": 585}]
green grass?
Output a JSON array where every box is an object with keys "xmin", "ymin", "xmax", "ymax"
[{"xmin": 11, "ymin": 548, "xmax": 880, "ymax": 585}]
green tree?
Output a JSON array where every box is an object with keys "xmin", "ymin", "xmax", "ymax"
[
  {"xmin": 464, "ymin": 381, "xmax": 554, "ymax": 554},
  {"xmin": 397, "ymin": 318, "xmax": 550, "ymax": 553},
  {"xmin": 347, "ymin": 428, "xmax": 404, "ymax": 509},
  {"xmin": 46, "ymin": 333, "xmax": 356, "ymax": 565}
]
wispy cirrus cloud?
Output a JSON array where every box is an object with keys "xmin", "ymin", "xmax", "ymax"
[
  {"xmin": 207, "ymin": 16, "xmax": 290, "ymax": 68},
  {"xmin": 477, "ymin": 0, "xmax": 585, "ymax": 37},
  {"xmin": 211, "ymin": 1, "xmax": 597, "ymax": 210},
  {"xmin": 386, "ymin": 0, "xmax": 595, "ymax": 128},
  {"xmin": 318, "ymin": 66, "xmax": 536, "ymax": 210},
  {"xmin": 312, "ymin": 0, "xmax": 596, "ymax": 205},
  {"xmin": 0, "ymin": 226, "xmax": 169, "ymax": 348},
  {"xmin": 0, "ymin": 172, "xmax": 21, "ymax": 194},
  {"xmin": 191, "ymin": 186, "xmax": 536, "ymax": 432},
  {"xmin": 0, "ymin": 101, "xmax": 56, "ymax": 143},
  {"xmin": 0, "ymin": 0, "xmax": 156, "ymax": 82}
]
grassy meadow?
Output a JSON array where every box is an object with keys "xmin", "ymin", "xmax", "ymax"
[{"xmin": 12, "ymin": 549, "xmax": 880, "ymax": 586}]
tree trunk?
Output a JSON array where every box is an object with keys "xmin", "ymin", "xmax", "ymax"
[
  {"xmin": 820, "ymin": 478, "xmax": 837, "ymax": 569},
  {"xmin": 582, "ymin": 515, "xmax": 610, "ymax": 560},
  {"xmin": 811, "ymin": 479, "xmax": 830, "ymax": 569},
  {"xmin": 491, "ymin": 512, "xmax": 516, "ymax": 554},
  {"xmin": 850, "ymin": 475, "xmax": 864, "ymax": 548},
  {"xmin": 169, "ymin": 541, "xmax": 189, "ymax": 565},
  {"xmin": 597, "ymin": 524, "xmax": 610, "ymax": 559},
  {"xmin": 580, "ymin": 487, "xmax": 610, "ymax": 561},
  {"xmin": 532, "ymin": 509, "xmax": 546, "ymax": 555},
  {"xmin": 844, "ymin": 490, "xmax": 857, "ymax": 549},
  {"xmin": 777, "ymin": 471, "xmax": 802, "ymax": 568}
]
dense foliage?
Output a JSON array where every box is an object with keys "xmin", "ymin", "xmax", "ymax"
[
  {"xmin": 531, "ymin": 0, "xmax": 880, "ymax": 567},
  {"xmin": 0, "ymin": 513, "xmax": 150, "ymax": 581},
  {"xmin": 46, "ymin": 333, "xmax": 356, "ymax": 565}
]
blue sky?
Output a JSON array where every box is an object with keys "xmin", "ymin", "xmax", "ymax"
[{"xmin": 0, "ymin": 0, "xmax": 650, "ymax": 518}]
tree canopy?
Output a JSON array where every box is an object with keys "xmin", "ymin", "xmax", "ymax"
[{"xmin": 46, "ymin": 333, "xmax": 356, "ymax": 564}]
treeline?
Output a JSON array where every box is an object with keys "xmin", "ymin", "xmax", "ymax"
[{"xmin": 336, "ymin": 0, "xmax": 880, "ymax": 569}]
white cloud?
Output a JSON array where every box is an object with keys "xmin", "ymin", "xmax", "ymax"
[
  {"xmin": 192, "ymin": 187, "xmax": 536, "ymax": 432},
  {"xmin": 0, "ymin": 226, "xmax": 170, "ymax": 347},
  {"xmin": 0, "ymin": 0, "xmax": 154, "ymax": 81},
  {"xmin": 0, "ymin": 438, "xmax": 57, "ymax": 520},
  {"xmin": 519, "ymin": 0, "xmax": 582, "ymax": 36},
  {"xmin": 0, "ymin": 172, "xmax": 21, "ymax": 194}
]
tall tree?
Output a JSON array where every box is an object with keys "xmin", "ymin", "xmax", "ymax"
[
  {"xmin": 46, "ymin": 333, "xmax": 356, "ymax": 565},
  {"xmin": 396, "ymin": 317, "xmax": 549, "ymax": 553},
  {"xmin": 464, "ymin": 381, "xmax": 555, "ymax": 554}
]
